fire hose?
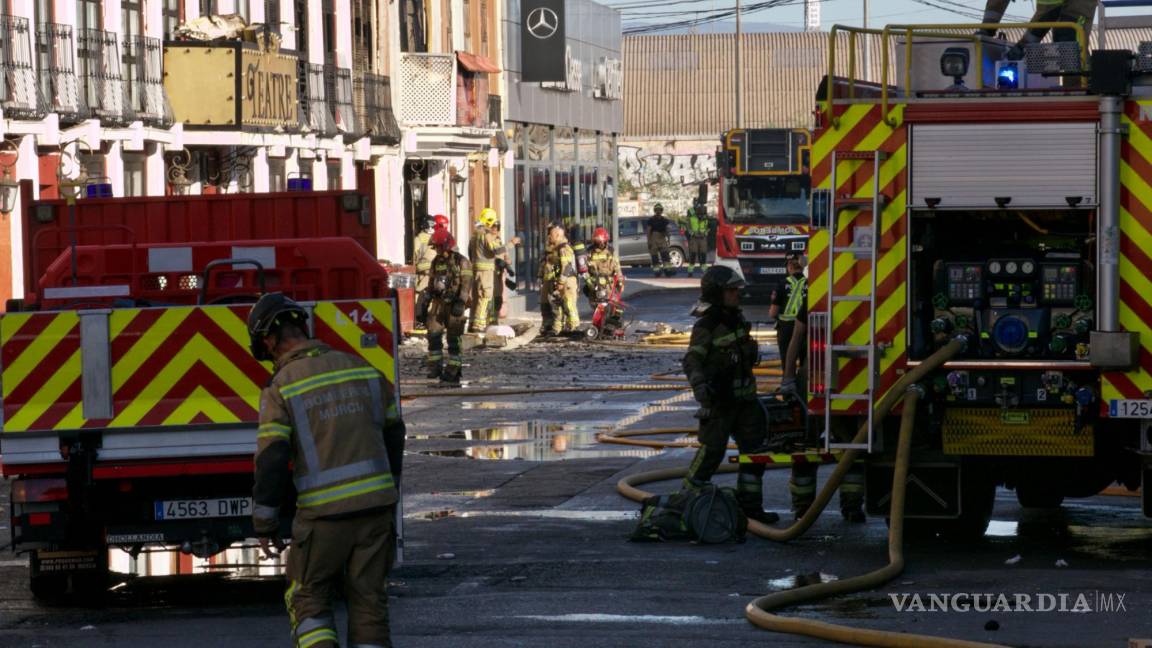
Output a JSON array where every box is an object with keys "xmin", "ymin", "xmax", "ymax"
[{"xmin": 617, "ymin": 338, "xmax": 1008, "ymax": 647}]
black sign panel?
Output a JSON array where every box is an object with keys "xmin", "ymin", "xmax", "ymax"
[{"xmin": 521, "ymin": 0, "xmax": 566, "ymax": 82}]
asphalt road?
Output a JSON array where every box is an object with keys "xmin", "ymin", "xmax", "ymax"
[{"xmin": 1, "ymin": 285, "xmax": 1151, "ymax": 647}]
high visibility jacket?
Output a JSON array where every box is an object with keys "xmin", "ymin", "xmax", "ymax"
[
  {"xmin": 253, "ymin": 341, "xmax": 402, "ymax": 534},
  {"xmin": 587, "ymin": 246, "xmax": 622, "ymax": 286},
  {"xmin": 414, "ymin": 230, "xmax": 437, "ymax": 275},
  {"xmin": 429, "ymin": 251, "xmax": 473, "ymax": 302},
  {"xmin": 469, "ymin": 225, "xmax": 503, "ymax": 272},
  {"xmin": 686, "ymin": 210, "xmax": 709, "ymax": 237},
  {"xmin": 780, "ymin": 275, "xmax": 807, "ymax": 322},
  {"xmin": 683, "ymin": 306, "xmax": 759, "ymax": 403},
  {"xmin": 540, "ymin": 242, "xmax": 577, "ymax": 282}
]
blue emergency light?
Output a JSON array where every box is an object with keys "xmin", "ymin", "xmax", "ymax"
[{"xmin": 997, "ymin": 63, "xmax": 1020, "ymax": 89}]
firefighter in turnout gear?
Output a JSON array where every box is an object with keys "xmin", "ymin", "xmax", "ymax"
[
  {"xmin": 645, "ymin": 203, "xmax": 675, "ymax": 277},
  {"xmin": 682, "ymin": 266, "xmax": 781, "ymax": 524},
  {"xmin": 248, "ymin": 292, "xmax": 405, "ymax": 648},
  {"xmin": 426, "ymin": 229, "xmax": 473, "ymax": 384},
  {"xmin": 414, "ymin": 214, "xmax": 449, "ymax": 329},
  {"xmin": 584, "ymin": 226, "xmax": 624, "ymax": 305},
  {"xmin": 682, "ymin": 203, "xmax": 711, "ymax": 277},
  {"xmin": 769, "ymin": 253, "xmax": 807, "ymax": 383},
  {"xmin": 540, "ymin": 223, "xmax": 580, "ymax": 336},
  {"xmin": 980, "ymin": 0, "xmax": 1097, "ymax": 55},
  {"xmin": 469, "ymin": 208, "xmax": 502, "ymax": 333}
]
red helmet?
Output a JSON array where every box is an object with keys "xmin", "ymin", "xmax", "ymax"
[
  {"xmin": 431, "ymin": 228, "xmax": 455, "ymax": 251},
  {"xmin": 433, "ymin": 214, "xmax": 449, "ymax": 229},
  {"xmin": 592, "ymin": 227, "xmax": 610, "ymax": 246}
]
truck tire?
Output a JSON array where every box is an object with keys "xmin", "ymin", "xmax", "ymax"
[
  {"xmin": 899, "ymin": 462, "xmax": 996, "ymax": 542},
  {"xmin": 29, "ymin": 572, "xmax": 69, "ymax": 602},
  {"xmin": 1015, "ymin": 485, "xmax": 1065, "ymax": 508}
]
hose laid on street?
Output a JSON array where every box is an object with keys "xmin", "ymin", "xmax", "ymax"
[
  {"xmin": 616, "ymin": 338, "xmax": 1002, "ymax": 647},
  {"xmin": 402, "ymin": 383, "xmax": 690, "ymax": 399}
]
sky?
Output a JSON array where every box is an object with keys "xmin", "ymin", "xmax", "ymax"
[{"xmin": 609, "ymin": 0, "xmax": 1148, "ymax": 33}]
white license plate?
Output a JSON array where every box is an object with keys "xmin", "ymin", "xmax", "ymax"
[
  {"xmin": 154, "ymin": 497, "xmax": 252, "ymax": 520},
  {"xmin": 1109, "ymin": 399, "xmax": 1152, "ymax": 418},
  {"xmin": 758, "ymin": 266, "xmax": 786, "ymax": 275}
]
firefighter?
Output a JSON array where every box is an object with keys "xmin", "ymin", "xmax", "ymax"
[
  {"xmin": 248, "ymin": 292, "xmax": 405, "ymax": 648},
  {"xmin": 682, "ymin": 202, "xmax": 711, "ymax": 277},
  {"xmin": 414, "ymin": 214, "xmax": 449, "ymax": 329},
  {"xmin": 490, "ymin": 221, "xmax": 520, "ymax": 326},
  {"xmin": 682, "ymin": 266, "xmax": 781, "ymax": 524},
  {"xmin": 769, "ymin": 253, "xmax": 807, "ymax": 380},
  {"xmin": 584, "ymin": 226, "xmax": 624, "ymax": 305},
  {"xmin": 468, "ymin": 207, "xmax": 501, "ymax": 333},
  {"xmin": 981, "ymin": 0, "xmax": 1097, "ymax": 54},
  {"xmin": 539, "ymin": 223, "xmax": 580, "ymax": 336},
  {"xmin": 426, "ymin": 229, "xmax": 472, "ymax": 384},
  {"xmin": 645, "ymin": 203, "xmax": 675, "ymax": 277}
]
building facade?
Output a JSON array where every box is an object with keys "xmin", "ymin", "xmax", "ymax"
[{"xmin": 501, "ymin": 0, "xmax": 622, "ymax": 309}]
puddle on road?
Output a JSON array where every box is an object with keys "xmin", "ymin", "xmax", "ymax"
[
  {"xmin": 414, "ymin": 421, "xmax": 660, "ymax": 461},
  {"xmin": 766, "ymin": 572, "xmax": 840, "ymax": 591}
]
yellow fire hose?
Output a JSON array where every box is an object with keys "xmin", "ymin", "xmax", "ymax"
[{"xmin": 617, "ymin": 338, "xmax": 1007, "ymax": 647}]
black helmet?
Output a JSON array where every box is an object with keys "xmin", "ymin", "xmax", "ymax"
[
  {"xmin": 699, "ymin": 266, "xmax": 746, "ymax": 306},
  {"xmin": 248, "ymin": 292, "xmax": 309, "ymax": 361}
]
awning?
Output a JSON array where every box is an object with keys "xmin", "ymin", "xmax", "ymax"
[{"xmin": 456, "ymin": 51, "xmax": 501, "ymax": 74}]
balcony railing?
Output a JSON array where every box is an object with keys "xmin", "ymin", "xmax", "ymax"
[
  {"xmin": 303, "ymin": 63, "xmax": 336, "ymax": 135},
  {"xmin": 37, "ymin": 23, "xmax": 84, "ymax": 120},
  {"xmin": 398, "ymin": 53, "xmax": 455, "ymax": 126},
  {"xmin": 355, "ymin": 72, "xmax": 401, "ymax": 144},
  {"xmin": 0, "ymin": 15, "xmax": 43, "ymax": 118},
  {"xmin": 323, "ymin": 64, "xmax": 357, "ymax": 136},
  {"xmin": 124, "ymin": 35, "xmax": 171, "ymax": 126},
  {"xmin": 79, "ymin": 28, "xmax": 129, "ymax": 123}
]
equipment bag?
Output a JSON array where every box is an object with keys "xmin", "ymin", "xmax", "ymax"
[{"xmin": 629, "ymin": 484, "xmax": 746, "ymax": 544}]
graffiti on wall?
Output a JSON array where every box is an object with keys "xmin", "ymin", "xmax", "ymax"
[{"xmin": 617, "ymin": 143, "xmax": 717, "ymax": 218}]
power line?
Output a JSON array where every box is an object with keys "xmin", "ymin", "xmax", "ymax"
[{"xmin": 621, "ymin": 0, "xmax": 811, "ymax": 32}]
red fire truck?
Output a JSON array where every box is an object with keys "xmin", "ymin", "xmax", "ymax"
[
  {"xmin": 1, "ymin": 190, "xmax": 401, "ymax": 598},
  {"xmin": 714, "ymin": 128, "xmax": 812, "ymax": 296}
]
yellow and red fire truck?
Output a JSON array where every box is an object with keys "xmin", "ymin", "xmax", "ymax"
[
  {"xmin": 1, "ymin": 190, "xmax": 400, "ymax": 597},
  {"xmin": 714, "ymin": 128, "xmax": 812, "ymax": 296},
  {"xmin": 807, "ymin": 23, "xmax": 1152, "ymax": 537}
]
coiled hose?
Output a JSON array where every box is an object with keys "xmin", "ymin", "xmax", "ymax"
[{"xmin": 619, "ymin": 338, "xmax": 1007, "ymax": 647}]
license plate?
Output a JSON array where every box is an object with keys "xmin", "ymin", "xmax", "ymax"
[
  {"xmin": 154, "ymin": 497, "xmax": 252, "ymax": 520},
  {"xmin": 1109, "ymin": 399, "xmax": 1152, "ymax": 418},
  {"xmin": 758, "ymin": 266, "xmax": 786, "ymax": 275}
]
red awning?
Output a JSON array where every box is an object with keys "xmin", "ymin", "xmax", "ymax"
[{"xmin": 456, "ymin": 51, "xmax": 501, "ymax": 74}]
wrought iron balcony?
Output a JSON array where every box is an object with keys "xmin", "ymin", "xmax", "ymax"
[
  {"xmin": 37, "ymin": 23, "xmax": 85, "ymax": 121},
  {"xmin": 303, "ymin": 63, "xmax": 336, "ymax": 136},
  {"xmin": 354, "ymin": 72, "xmax": 400, "ymax": 145},
  {"xmin": 123, "ymin": 35, "xmax": 172, "ymax": 126},
  {"xmin": 0, "ymin": 14, "xmax": 44, "ymax": 118},
  {"xmin": 323, "ymin": 64, "xmax": 356, "ymax": 136},
  {"xmin": 78, "ymin": 28, "xmax": 129, "ymax": 123}
]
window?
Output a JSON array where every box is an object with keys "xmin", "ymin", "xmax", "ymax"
[
  {"xmin": 200, "ymin": 0, "xmax": 217, "ymax": 15},
  {"xmin": 236, "ymin": 0, "xmax": 250, "ymax": 22},
  {"xmin": 123, "ymin": 154, "xmax": 146, "ymax": 197},
  {"xmin": 322, "ymin": 0, "xmax": 336, "ymax": 64},
  {"xmin": 122, "ymin": 0, "xmax": 143, "ymax": 112},
  {"xmin": 326, "ymin": 159, "xmax": 341, "ymax": 190},
  {"xmin": 265, "ymin": 0, "xmax": 281, "ymax": 34},
  {"xmin": 269, "ymin": 158, "xmax": 286, "ymax": 192},
  {"xmin": 163, "ymin": 0, "xmax": 182, "ymax": 39}
]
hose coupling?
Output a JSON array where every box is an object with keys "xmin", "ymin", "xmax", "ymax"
[
  {"xmin": 905, "ymin": 383, "xmax": 926, "ymax": 399},
  {"xmin": 951, "ymin": 333, "xmax": 971, "ymax": 353}
]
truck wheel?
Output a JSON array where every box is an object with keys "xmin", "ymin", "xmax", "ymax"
[
  {"xmin": 898, "ymin": 464, "xmax": 996, "ymax": 542},
  {"xmin": 30, "ymin": 573, "xmax": 69, "ymax": 602},
  {"xmin": 668, "ymin": 248, "xmax": 685, "ymax": 269},
  {"xmin": 1015, "ymin": 485, "xmax": 1065, "ymax": 508}
]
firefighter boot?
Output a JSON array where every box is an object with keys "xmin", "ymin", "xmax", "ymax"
[
  {"xmin": 737, "ymin": 471, "xmax": 780, "ymax": 524},
  {"xmin": 840, "ymin": 465, "xmax": 866, "ymax": 523},
  {"xmin": 426, "ymin": 360, "xmax": 443, "ymax": 380},
  {"xmin": 440, "ymin": 363, "xmax": 462, "ymax": 386},
  {"xmin": 790, "ymin": 464, "xmax": 818, "ymax": 520}
]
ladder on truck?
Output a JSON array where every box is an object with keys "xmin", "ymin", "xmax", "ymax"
[{"xmin": 823, "ymin": 150, "xmax": 887, "ymax": 453}]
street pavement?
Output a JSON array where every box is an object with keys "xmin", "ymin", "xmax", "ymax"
[{"xmin": 1, "ymin": 282, "xmax": 1151, "ymax": 647}]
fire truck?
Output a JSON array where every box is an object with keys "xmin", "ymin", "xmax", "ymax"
[
  {"xmin": 1, "ymin": 190, "xmax": 400, "ymax": 597},
  {"xmin": 714, "ymin": 128, "xmax": 812, "ymax": 296},
  {"xmin": 807, "ymin": 22, "xmax": 1152, "ymax": 538}
]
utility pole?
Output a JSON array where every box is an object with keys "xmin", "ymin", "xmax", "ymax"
[{"xmin": 735, "ymin": 0, "xmax": 742, "ymax": 128}]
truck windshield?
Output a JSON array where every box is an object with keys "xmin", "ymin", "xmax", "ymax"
[{"xmin": 723, "ymin": 174, "xmax": 810, "ymax": 225}]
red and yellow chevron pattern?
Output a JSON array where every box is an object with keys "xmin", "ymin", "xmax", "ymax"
[
  {"xmin": 1, "ymin": 300, "xmax": 398, "ymax": 433},
  {"xmin": 1102, "ymin": 100, "xmax": 1152, "ymax": 403},
  {"xmin": 808, "ymin": 104, "xmax": 909, "ymax": 415}
]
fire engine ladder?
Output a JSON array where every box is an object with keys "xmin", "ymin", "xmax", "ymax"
[{"xmin": 824, "ymin": 150, "xmax": 888, "ymax": 453}]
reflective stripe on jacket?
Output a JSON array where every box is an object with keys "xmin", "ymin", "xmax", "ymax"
[{"xmin": 781, "ymin": 275, "xmax": 807, "ymax": 322}]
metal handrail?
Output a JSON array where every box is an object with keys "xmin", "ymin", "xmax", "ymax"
[{"xmin": 825, "ymin": 21, "xmax": 1090, "ymax": 129}]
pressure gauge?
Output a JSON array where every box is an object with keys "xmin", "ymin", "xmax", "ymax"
[
  {"xmin": 1021, "ymin": 261, "xmax": 1035, "ymax": 274},
  {"xmin": 989, "ymin": 261, "xmax": 1002, "ymax": 274},
  {"xmin": 1005, "ymin": 261, "xmax": 1018, "ymax": 274}
]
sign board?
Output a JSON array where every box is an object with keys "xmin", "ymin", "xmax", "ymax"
[
  {"xmin": 241, "ymin": 47, "xmax": 299, "ymax": 128},
  {"xmin": 593, "ymin": 56, "xmax": 623, "ymax": 100},
  {"xmin": 521, "ymin": 0, "xmax": 566, "ymax": 82}
]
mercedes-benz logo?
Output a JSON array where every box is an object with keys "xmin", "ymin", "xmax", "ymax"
[{"xmin": 526, "ymin": 7, "xmax": 559, "ymax": 40}]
